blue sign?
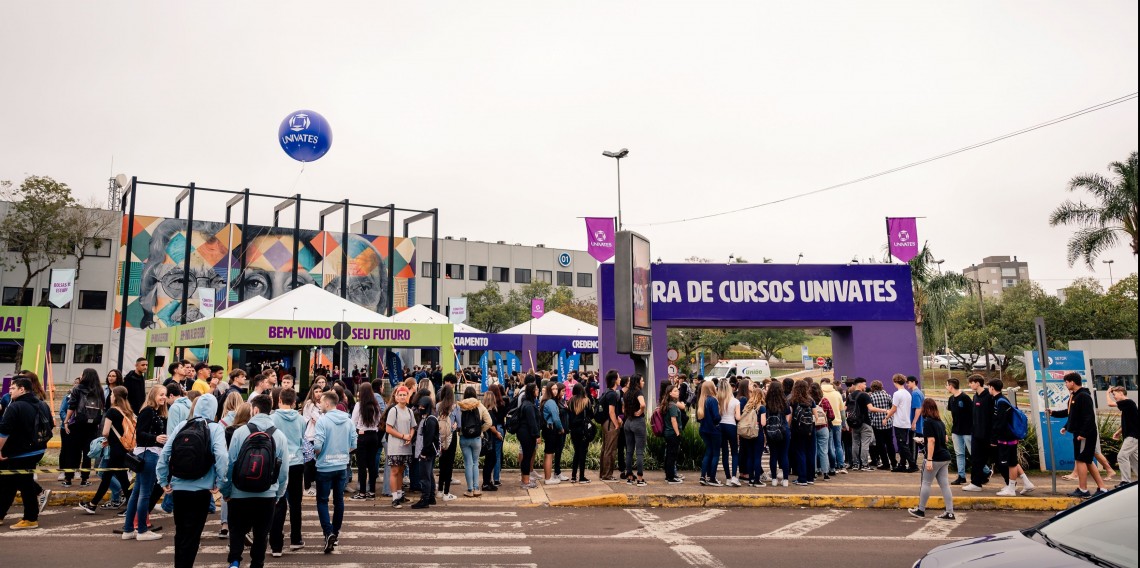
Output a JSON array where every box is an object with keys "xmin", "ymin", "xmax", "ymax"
[
  {"xmin": 453, "ymin": 333, "xmax": 523, "ymax": 351},
  {"xmin": 600, "ymin": 263, "xmax": 915, "ymax": 322},
  {"xmin": 1028, "ymin": 350, "xmax": 1085, "ymax": 471},
  {"xmin": 537, "ymin": 335, "xmax": 598, "ymax": 353},
  {"xmin": 279, "ymin": 110, "xmax": 332, "ymax": 162},
  {"xmin": 558, "ymin": 253, "xmax": 572, "ymax": 267}
]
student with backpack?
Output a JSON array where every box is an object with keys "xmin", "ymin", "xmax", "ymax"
[
  {"xmin": 988, "ymin": 379, "xmax": 1035, "ymax": 497},
  {"xmin": 0, "ymin": 376, "xmax": 55, "ymax": 530},
  {"xmin": 514, "ymin": 382, "xmax": 542, "ymax": 489},
  {"xmin": 221, "ymin": 395, "xmax": 289, "ymax": 568},
  {"xmin": 434, "ymin": 386, "xmax": 461, "ymax": 501},
  {"xmin": 78, "ymin": 386, "xmax": 136, "ymax": 515},
  {"xmin": 270, "ymin": 389, "xmax": 307, "ymax": 556},
  {"xmin": 457, "ymin": 386, "xmax": 494, "ymax": 497},
  {"xmin": 659, "ymin": 384, "xmax": 685, "ymax": 484},
  {"xmin": 350, "ymin": 383, "xmax": 383, "ymax": 501},
  {"xmin": 385, "ymin": 386, "xmax": 417, "ymax": 508},
  {"xmin": 157, "ymin": 393, "xmax": 229, "ymax": 568},
  {"xmin": 567, "ymin": 385, "xmax": 595, "ymax": 484},
  {"xmin": 762, "ymin": 381, "xmax": 791, "ymax": 486},
  {"xmin": 541, "ymin": 382, "xmax": 568, "ymax": 485},
  {"xmin": 410, "ymin": 395, "xmax": 440, "ymax": 509},
  {"xmin": 697, "ymin": 380, "xmax": 722, "ymax": 486},
  {"xmin": 846, "ymin": 378, "xmax": 875, "ymax": 471},
  {"xmin": 61, "ymin": 368, "xmax": 104, "ymax": 487},
  {"xmin": 313, "ymin": 391, "xmax": 358, "ymax": 553},
  {"xmin": 810, "ymin": 382, "xmax": 834, "ymax": 481},
  {"xmin": 788, "ymin": 381, "xmax": 818, "ymax": 486},
  {"xmin": 739, "ymin": 384, "xmax": 765, "ymax": 487},
  {"xmin": 481, "ymin": 385, "xmax": 507, "ymax": 490}
]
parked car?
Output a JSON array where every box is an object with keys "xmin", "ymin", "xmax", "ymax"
[
  {"xmin": 929, "ymin": 355, "xmax": 968, "ymax": 370},
  {"xmin": 972, "ymin": 353, "xmax": 1007, "ymax": 370},
  {"xmin": 914, "ymin": 482, "xmax": 1137, "ymax": 568}
]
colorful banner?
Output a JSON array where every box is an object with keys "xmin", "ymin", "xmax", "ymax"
[
  {"xmin": 557, "ymin": 348, "xmax": 568, "ymax": 381},
  {"xmin": 49, "ymin": 268, "xmax": 76, "ymax": 308},
  {"xmin": 505, "ymin": 352, "xmax": 521, "ymax": 375},
  {"xmin": 1025, "ymin": 349, "xmax": 1084, "ymax": 472},
  {"xmin": 585, "ymin": 217, "xmax": 616, "ymax": 263},
  {"xmin": 448, "ymin": 297, "xmax": 467, "ymax": 324},
  {"xmin": 479, "ymin": 351, "xmax": 489, "ymax": 390},
  {"xmin": 494, "ymin": 351, "xmax": 505, "ymax": 386},
  {"xmin": 887, "ymin": 217, "xmax": 919, "ymax": 263},
  {"xmin": 698, "ymin": 352, "xmax": 704, "ymax": 377},
  {"xmin": 531, "ymin": 298, "xmax": 545, "ymax": 319}
]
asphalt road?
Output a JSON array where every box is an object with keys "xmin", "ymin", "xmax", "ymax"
[{"xmin": 3, "ymin": 500, "xmax": 1052, "ymax": 568}]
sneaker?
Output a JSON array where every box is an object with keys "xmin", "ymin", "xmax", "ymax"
[
  {"xmin": 771, "ymin": 479, "xmax": 779, "ymax": 487},
  {"xmin": 995, "ymin": 486, "xmax": 1018, "ymax": 497},
  {"xmin": 792, "ymin": 481, "xmax": 809, "ymax": 486},
  {"xmin": 579, "ymin": 478, "xmax": 591, "ymax": 484},
  {"xmin": 38, "ymin": 489, "xmax": 51, "ymax": 514},
  {"xmin": 351, "ymin": 492, "xmax": 368, "ymax": 500},
  {"xmin": 473, "ymin": 490, "xmax": 483, "ymax": 497},
  {"xmin": 1094, "ymin": 488, "xmax": 1110, "ymax": 496},
  {"xmin": 59, "ymin": 480, "xmax": 72, "ymax": 488},
  {"xmin": 367, "ymin": 492, "xmax": 377, "ymax": 499},
  {"xmin": 116, "ymin": 509, "xmax": 126, "ymax": 517},
  {"xmin": 463, "ymin": 491, "xmax": 475, "ymax": 498},
  {"xmin": 1067, "ymin": 488, "xmax": 1091, "ymax": 498},
  {"xmin": 77, "ymin": 501, "xmax": 96, "ymax": 515},
  {"xmin": 410, "ymin": 500, "xmax": 429, "ymax": 509},
  {"xmin": 442, "ymin": 493, "xmax": 458, "ymax": 501},
  {"xmin": 699, "ymin": 478, "xmax": 708, "ymax": 486},
  {"xmin": 100, "ymin": 500, "xmax": 123, "ymax": 510},
  {"xmin": 822, "ymin": 474, "xmax": 831, "ymax": 481},
  {"xmin": 636, "ymin": 479, "xmax": 647, "ymax": 487},
  {"xmin": 291, "ymin": 541, "xmax": 305, "ymax": 551},
  {"xmin": 759, "ymin": 473, "xmax": 771, "ymax": 482},
  {"xmin": 667, "ymin": 478, "xmax": 683, "ymax": 484},
  {"xmin": 323, "ymin": 533, "xmax": 336, "ymax": 554},
  {"xmin": 837, "ymin": 468, "xmax": 848, "ymax": 474},
  {"xmin": 706, "ymin": 478, "xmax": 723, "ymax": 487},
  {"xmin": 907, "ymin": 507, "xmax": 925, "ymax": 518},
  {"xmin": 935, "ymin": 512, "xmax": 956, "ymax": 521},
  {"xmin": 271, "ymin": 551, "xmax": 283, "ymax": 558},
  {"xmin": 951, "ymin": 477, "xmax": 967, "ymax": 485},
  {"xmin": 525, "ymin": 480, "xmax": 538, "ymax": 489},
  {"xmin": 627, "ymin": 478, "xmax": 635, "ymax": 485},
  {"xmin": 10, "ymin": 520, "xmax": 38, "ymax": 530},
  {"xmin": 961, "ymin": 484, "xmax": 983, "ymax": 492},
  {"xmin": 862, "ymin": 466, "xmax": 877, "ymax": 472},
  {"xmin": 558, "ymin": 474, "xmax": 570, "ymax": 481},
  {"xmin": 392, "ymin": 499, "xmax": 403, "ymax": 509},
  {"xmin": 305, "ymin": 488, "xmax": 316, "ymax": 497},
  {"xmin": 727, "ymin": 477, "xmax": 741, "ymax": 487},
  {"xmin": 806, "ymin": 480, "xmax": 815, "ymax": 485},
  {"xmin": 79, "ymin": 480, "xmax": 92, "ymax": 487},
  {"xmin": 218, "ymin": 528, "xmax": 229, "ymax": 538},
  {"xmin": 781, "ymin": 480, "xmax": 789, "ymax": 487},
  {"xmin": 493, "ymin": 480, "xmax": 502, "ymax": 486},
  {"xmin": 1019, "ymin": 483, "xmax": 1036, "ymax": 495},
  {"xmin": 544, "ymin": 478, "xmax": 562, "ymax": 486},
  {"xmin": 121, "ymin": 531, "xmax": 137, "ymax": 540},
  {"xmin": 229, "ymin": 562, "xmax": 240, "ymax": 568},
  {"xmin": 137, "ymin": 531, "xmax": 162, "ymax": 541}
]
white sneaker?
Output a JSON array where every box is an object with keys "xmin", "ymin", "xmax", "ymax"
[
  {"xmin": 781, "ymin": 480, "xmax": 789, "ymax": 487},
  {"xmin": 137, "ymin": 531, "xmax": 163, "ymax": 541},
  {"xmin": 961, "ymin": 483, "xmax": 983, "ymax": 492},
  {"xmin": 442, "ymin": 493, "xmax": 458, "ymax": 501},
  {"xmin": 558, "ymin": 474, "xmax": 570, "ymax": 481},
  {"xmin": 305, "ymin": 488, "xmax": 316, "ymax": 497},
  {"xmin": 771, "ymin": 479, "xmax": 779, "ymax": 487},
  {"xmin": 728, "ymin": 477, "xmax": 741, "ymax": 487},
  {"xmin": 544, "ymin": 478, "xmax": 562, "ymax": 485},
  {"xmin": 995, "ymin": 486, "xmax": 1017, "ymax": 497},
  {"xmin": 121, "ymin": 531, "xmax": 137, "ymax": 540},
  {"xmin": 1019, "ymin": 483, "xmax": 1036, "ymax": 495}
]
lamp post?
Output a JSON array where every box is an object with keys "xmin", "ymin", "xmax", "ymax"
[
  {"xmin": 602, "ymin": 148, "xmax": 629, "ymax": 230},
  {"xmin": 1103, "ymin": 259, "xmax": 1115, "ymax": 286},
  {"xmin": 936, "ymin": 259, "xmax": 951, "ymax": 381}
]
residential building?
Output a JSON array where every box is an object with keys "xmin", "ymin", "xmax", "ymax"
[{"xmin": 962, "ymin": 255, "xmax": 1030, "ymax": 298}]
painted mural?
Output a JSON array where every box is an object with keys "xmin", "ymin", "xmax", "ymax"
[{"xmin": 115, "ymin": 215, "xmax": 416, "ymax": 329}]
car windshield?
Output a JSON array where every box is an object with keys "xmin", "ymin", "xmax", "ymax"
[
  {"xmin": 1034, "ymin": 484, "xmax": 1137, "ymax": 568},
  {"xmin": 706, "ymin": 367, "xmax": 733, "ymax": 379}
]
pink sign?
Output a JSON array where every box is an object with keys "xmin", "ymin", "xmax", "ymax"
[
  {"xmin": 887, "ymin": 217, "xmax": 919, "ymax": 262},
  {"xmin": 531, "ymin": 298, "xmax": 545, "ymax": 319},
  {"xmin": 585, "ymin": 217, "xmax": 616, "ymax": 262}
]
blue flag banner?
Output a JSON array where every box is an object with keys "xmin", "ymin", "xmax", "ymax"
[
  {"xmin": 495, "ymin": 352, "xmax": 506, "ymax": 387},
  {"xmin": 698, "ymin": 352, "xmax": 704, "ymax": 377},
  {"xmin": 479, "ymin": 351, "xmax": 490, "ymax": 391},
  {"xmin": 566, "ymin": 353, "xmax": 581, "ymax": 377},
  {"xmin": 506, "ymin": 352, "xmax": 522, "ymax": 375},
  {"xmin": 386, "ymin": 349, "xmax": 403, "ymax": 387},
  {"xmin": 557, "ymin": 349, "xmax": 568, "ymax": 382}
]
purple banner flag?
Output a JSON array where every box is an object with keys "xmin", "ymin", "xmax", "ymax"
[
  {"xmin": 585, "ymin": 217, "xmax": 616, "ymax": 262},
  {"xmin": 887, "ymin": 217, "xmax": 919, "ymax": 262},
  {"xmin": 531, "ymin": 298, "xmax": 545, "ymax": 319}
]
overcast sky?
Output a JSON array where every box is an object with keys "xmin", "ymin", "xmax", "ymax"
[{"xmin": 1, "ymin": 2, "xmax": 1136, "ymax": 290}]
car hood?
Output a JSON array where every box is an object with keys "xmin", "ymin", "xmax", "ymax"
[{"xmin": 919, "ymin": 531, "xmax": 1092, "ymax": 568}]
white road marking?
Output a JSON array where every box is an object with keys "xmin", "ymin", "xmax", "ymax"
[
  {"xmin": 760, "ymin": 510, "xmax": 849, "ymax": 538},
  {"xmin": 615, "ymin": 508, "xmax": 725, "ymax": 539},
  {"xmin": 159, "ymin": 545, "xmax": 532, "ymax": 556},
  {"xmin": 298, "ymin": 510, "xmax": 519, "ymax": 518},
  {"xmin": 302, "ymin": 520, "xmax": 533, "ymax": 528},
  {"xmin": 625, "ymin": 509, "xmax": 727, "ymax": 568},
  {"xmin": 907, "ymin": 513, "xmax": 965, "ymax": 540},
  {"xmin": 135, "ymin": 564, "xmax": 537, "ymax": 568}
]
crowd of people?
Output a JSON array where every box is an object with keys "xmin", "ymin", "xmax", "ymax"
[{"xmin": 1, "ymin": 359, "xmax": 1137, "ymax": 566}]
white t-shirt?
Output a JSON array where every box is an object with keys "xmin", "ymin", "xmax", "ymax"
[
  {"xmin": 891, "ymin": 389, "xmax": 913, "ymax": 429},
  {"xmin": 720, "ymin": 397, "xmax": 740, "ymax": 426}
]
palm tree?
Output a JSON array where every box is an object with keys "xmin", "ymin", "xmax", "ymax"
[
  {"xmin": 909, "ymin": 244, "xmax": 971, "ymax": 363},
  {"xmin": 1050, "ymin": 151, "xmax": 1138, "ymax": 269}
]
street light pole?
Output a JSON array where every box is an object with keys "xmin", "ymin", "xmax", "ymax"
[
  {"xmin": 1103, "ymin": 259, "xmax": 1115, "ymax": 286},
  {"xmin": 936, "ymin": 259, "xmax": 950, "ymax": 382},
  {"xmin": 602, "ymin": 148, "xmax": 629, "ymax": 230}
]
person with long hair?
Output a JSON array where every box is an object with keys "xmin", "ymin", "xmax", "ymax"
[
  {"xmin": 741, "ymin": 384, "xmax": 766, "ymax": 487},
  {"xmin": 735, "ymin": 379, "xmax": 752, "ymax": 484},
  {"xmin": 810, "ymin": 382, "xmax": 834, "ymax": 481},
  {"xmin": 697, "ymin": 380, "xmax": 722, "ymax": 486},
  {"xmin": 622, "ymin": 375, "xmax": 648, "ymax": 486},
  {"xmin": 457, "ymin": 386, "xmax": 495, "ymax": 497},
  {"xmin": 351, "ymin": 383, "xmax": 383, "ymax": 500},
  {"xmin": 482, "ymin": 384, "xmax": 507, "ymax": 489},
  {"xmin": 435, "ymin": 386, "xmax": 460, "ymax": 501},
  {"xmin": 541, "ymin": 382, "xmax": 567, "ymax": 485},
  {"xmin": 763, "ymin": 381, "xmax": 790, "ymax": 486},
  {"xmin": 122, "ymin": 385, "xmax": 168, "ymax": 540},
  {"xmin": 717, "ymin": 379, "xmax": 742, "ymax": 487},
  {"xmin": 788, "ymin": 380, "xmax": 817, "ymax": 486},
  {"xmin": 78, "ymin": 386, "xmax": 135, "ymax": 515},
  {"xmin": 302, "ymin": 384, "xmax": 325, "ymax": 496},
  {"xmin": 660, "ymin": 383, "xmax": 684, "ymax": 484},
  {"xmin": 908, "ymin": 398, "xmax": 955, "ymax": 520},
  {"xmin": 567, "ymin": 385, "xmax": 593, "ymax": 484},
  {"xmin": 219, "ymin": 391, "xmax": 244, "ymax": 428},
  {"xmin": 517, "ymin": 382, "xmax": 541, "ymax": 489},
  {"xmin": 62, "ymin": 368, "xmax": 104, "ymax": 487},
  {"xmin": 104, "ymin": 369, "xmax": 124, "ymax": 405}
]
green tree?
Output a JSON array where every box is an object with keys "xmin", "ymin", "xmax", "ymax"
[
  {"xmin": 463, "ymin": 281, "xmax": 513, "ymax": 332},
  {"xmin": 0, "ymin": 175, "xmax": 79, "ymax": 291},
  {"xmin": 1049, "ymin": 151, "xmax": 1138, "ymax": 268},
  {"xmin": 698, "ymin": 329, "xmax": 738, "ymax": 360},
  {"xmin": 909, "ymin": 244, "xmax": 971, "ymax": 361},
  {"xmin": 734, "ymin": 329, "xmax": 809, "ymax": 361}
]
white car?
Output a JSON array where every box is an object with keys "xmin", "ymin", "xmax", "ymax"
[
  {"xmin": 706, "ymin": 359, "xmax": 771, "ymax": 382},
  {"xmin": 972, "ymin": 353, "xmax": 1006, "ymax": 370}
]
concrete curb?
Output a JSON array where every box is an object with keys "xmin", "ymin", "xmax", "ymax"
[{"xmin": 546, "ymin": 493, "xmax": 1081, "ymax": 511}]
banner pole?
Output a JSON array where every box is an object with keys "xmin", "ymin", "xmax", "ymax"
[{"xmin": 884, "ymin": 217, "xmax": 891, "ymax": 263}]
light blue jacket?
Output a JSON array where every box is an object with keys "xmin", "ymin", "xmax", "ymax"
[
  {"xmin": 271, "ymin": 409, "xmax": 305, "ymax": 467},
  {"xmin": 157, "ymin": 394, "xmax": 228, "ymax": 492},
  {"xmin": 542, "ymin": 399, "xmax": 563, "ymax": 431},
  {"xmin": 167, "ymin": 397, "xmax": 192, "ymax": 436},
  {"xmin": 313, "ymin": 409, "xmax": 357, "ymax": 473},
  {"xmin": 221, "ymin": 413, "xmax": 290, "ymax": 501}
]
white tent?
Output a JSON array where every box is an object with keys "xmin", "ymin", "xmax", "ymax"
[
  {"xmin": 212, "ymin": 295, "xmax": 271, "ymax": 319},
  {"xmin": 501, "ymin": 311, "xmax": 597, "ymax": 336},
  {"xmin": 394, "ymin": 304, "xmax": 485, "ymax": 333},
  {"xmin": 454, "ymin": 322, "xmax": 484, "ymax": 333},
  {"xmin": 217, "ymin": 284, "xmax": 391, "ymax": 322}
]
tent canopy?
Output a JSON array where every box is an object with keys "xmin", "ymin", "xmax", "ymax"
[
  {"xmin": 212, "ymin": 295, "xmax": 271, "ymax": 319},
  {"xmin": 453, "ymin": 322, "xmax": 484, "ymax": 334},
  {"xmin": 221, "ymin": 284, "xmax": 391, "ymax": 323},
  {"xmin": 391, "ymin": 304, "xmax": 447, "ymax": 324},
  {"xmin": 501, "ymin": 311, "xmax": 597, "ymax": 336}
]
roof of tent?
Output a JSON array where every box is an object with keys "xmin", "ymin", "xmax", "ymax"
[
  {"xmin": 222, "ymin": 284, "xmax": 391, "ymax": 322},
  {"xmin": 212, "ymin": 295, "xmax": 271, "ymax": 319},
  {"xmin": 393, "ymin": 304, "xmax": 486, "ymax": 333},
  {"xmin": 500, "ymin": 311, "xmax": 597, "ymax": 336},
  {"xmin": 453, "ymin": 322, "xmax": 484, "ymax": 333}
]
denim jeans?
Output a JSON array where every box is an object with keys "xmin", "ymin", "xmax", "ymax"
[
  {"xmin": 719, "ymin": 423, "xmax": 738, "ymax": 478},
  {"xmin": 700, "ymin": 429, "xmax": 722, "ymax": 480},
  {"xmin": 815, "ymin": 427, "xmax": 831, "ymax": 474},
  {"xmin": 315, "ymin": 469, "xmax": 346, "ymax": 537},
  {"xmin": 100, "ymin": 456, "xmax": 123, "ymax": 502},
  {"xmin": 952, "ymin": 434, "xmax": 972, "ymax": 478},
  {"xmin": 459, "ymin": 436, "xmax": 482, "ymax": 492},
  {"xmin": 493, "ymin": 425, "xmax": 504, "ymax": 482},
  {"xmin": 123, "ymin": 451, "xmax": 159, "ymax": 533},
  {"xmin": 829, "ymin": 425, "xmax": 844, "ymax": 468}
]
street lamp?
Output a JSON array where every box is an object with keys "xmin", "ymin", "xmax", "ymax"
[
  {"xmin": 1103, "ymin": 259, "xmax": 1115, "ymax": 286},
  {"xmin": 602, "ymin": 148, "xmax": 629, "ymax": 230},
  {"xmin": 797, "ymin": 253, "xmax": 804, "ymax": 265},
  {"xmin": 935, "ymin": 259, "xmax": 950, "ymax": 380}
]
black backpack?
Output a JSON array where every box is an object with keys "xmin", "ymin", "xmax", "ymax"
[
  {"xmin": 232, "ymin": 423, "xmax": 281, "ymax": 493},
  {"xmin": 32, "ymin": 401, "xmax": 54, "ymax": 448},
  {"xmin": 75, "ymin": 388, "xmax": 102, "ymax": 425},
  {"xmin": 169, "ymin": 417, "xmax": 215, "ymax": 480},
  {"xmin": 846, "ymin": 395, "xmax": 864, "ymax": 427},
  {"xmin": 764, "ymin": 411, "xmax": 785, "ymax": 444},
  {"xmin": 505, "ymin": 406, "xmax": 522, "ymax": 435},
  {"xmin": 460, "ymin": 408, "xmax": 482, "ymax": 439},
  {"xmin": 792, "ymin": 404, "xmax": 815, "ymax": 437}
]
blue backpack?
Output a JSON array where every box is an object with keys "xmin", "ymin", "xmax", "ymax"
[{"xmin": 999, "ymin": 398, "xmax": 1029, "ymax": 440}]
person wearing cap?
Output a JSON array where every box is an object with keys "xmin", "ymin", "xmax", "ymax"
[{"xmin": 411, "ymin": 397, "xmax": 440, "ymax": 509}]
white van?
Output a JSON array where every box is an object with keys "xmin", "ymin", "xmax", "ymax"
[{"xmin": 706, "ymin": 359, "xmax": 771, "ymax": 382}]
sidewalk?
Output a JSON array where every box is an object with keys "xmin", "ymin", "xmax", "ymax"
[{"xmin": 26, "ymin": 468, "xmax": 1086, "ymax": 511}]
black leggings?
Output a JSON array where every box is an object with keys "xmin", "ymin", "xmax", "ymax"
[
  {"xmin": 61, "ymin": 423, "xmax": 97, "ymax": 482},
  {"xmin": 570, "ymin": 430, "xmax": 590, "ymax": 480},
  {"xmin": 873, "ymin": 428, "xmax": 897, "ymax": 468},
  {"xmin": 304, "ymin": 460, "xmax": 317, "ymax": 490},
  {"xmin": 91, "ymin": 448, "xmax": 131, "ymax": 506},
  {"xmin": 438, "ymin": 432, "xmax": 458, "ymax": 494},
  {"xmin": 356, "ymin": 431, "xmax": 380, "ymax": 494},
  {"xmin": 519, "ymin": 435, "xmax": 537, "ymax": 476}
]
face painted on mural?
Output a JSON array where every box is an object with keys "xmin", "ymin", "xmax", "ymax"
[{"xmin": 138, "ymin": 219, "xmax": 228, "ymax": 328}]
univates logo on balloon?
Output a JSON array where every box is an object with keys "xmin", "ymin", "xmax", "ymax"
[
  {"xmin": 278, "ymin": 109, "xmax": 332, "ymax": 162},
  {"xmin": 288, "ymin": 113, "xmax": 311, "ymax": 132}
]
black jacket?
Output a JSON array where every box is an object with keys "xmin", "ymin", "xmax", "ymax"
[
  {"xmin": 416, "ymin": 414, "xmax": 440, "ymax": 459},
  {"xmin": 1051, "ymin": 387, "xmax": 1097, "ymax": 439},
  {"xmin": 135, "ymin": 406, "xmax": 168, "ymax": 449},
  {"xmin": 971, "ymin": 389, "xmax": 994, "ymax": 442},
  {"xmin": 0, "ymin": 392, "xmax": 52, "ymax": 458},
  {"xmin": 990, "ymin": 395, "xmax": 1016, "ymax": 444},
  {"xmin": 518, "ymin": 399, "xmax": 540, "ymax": 440},
  {"xmin": 124, "ymin": 371, "xmax": 147, "ymax": 415},
  {"xmin": 949, "ymin": 393, "xmax": 973, "ymax": 436}
]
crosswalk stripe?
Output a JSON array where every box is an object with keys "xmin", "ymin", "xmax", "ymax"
[
  {"xmin": 158, "ymin": 546, "xmax": 532, "ymax": 556},
  {"xmin": 907, "ymin": 513, "xmax": 965, "ymax": 540},
  {"xmin": 296, "ymin": 510, "xmax": 518, "ymax": 518},
  {"xmin": 136, "ymin": 564, "xmax": 538, "ymax": 568},
  {"xmin": 760, "ymin": 510, "xmax": 849, "ymax": 538}
]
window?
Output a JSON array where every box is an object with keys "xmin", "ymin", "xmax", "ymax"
[
  {"xmin": 74, "ymin": 343, "xmax": 104, "ymax": 364},
  {"xmin": 556, "ymin": 271, "xmax": 573, "ymax": 286},
  {"xmin": 78, "ymin": 290, "xmax": 108, "ymax": 310},
  {"xmin": 581, "ymin": 353, "xmax": 595, "ymax": 366},
  {"xmin": 445, "ymin": 263, "xmax": 464, "ymax": 280},
  {"xmin": 2, "ymin": 287, "xmax": 33, "ymax": 307},
  {"xmin": 0, "ymin": 344, "xmax": 18, "ymax": 363},
  {"xmin": 49, "ymin": 343, "xmax": 66, "ymax": 364},
  {"xmin": 1002, "ymin": 279, "xmax": 1016, "ymax": 288},
  {"xmin": 469, "ymin": 265, "xmax": 487, "ymax": 281},
  {"xmin": 577, "ymin": 273, "xmax": 593, "ymax": 288},
  {"xmin": 515, "ymin": 269, "xmax": 532, "ymax": 284},
  {"xmin": 421, "ymin": 262, "xmax": 439, "ymax": 278},
  {"xmin": 39, "ymin": 288, "xmax": 71, "ymax": 309},
  {"xmin": 1001, "ymin": 267, "xmax": 1018, "ymax": 278},
  {"xmin": 493, "ymin": 267, "xmax": 509, "ymax": 283},
  {"xmin": 84, "ymin": 238, "xmax": 113, "ymax": 258},
  {"xmin": 536, "ymin": 270, "xmax": 552, "ymax": 284}
]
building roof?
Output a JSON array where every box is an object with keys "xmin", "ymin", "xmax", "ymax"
[{"xmin": 500, "ymin": 311, "xmax": 597, "ymax": 336}]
